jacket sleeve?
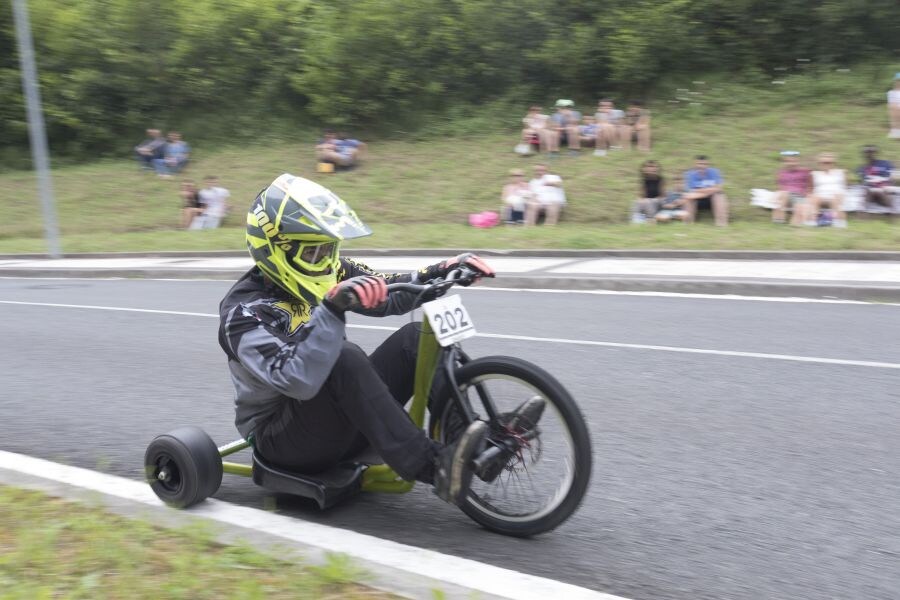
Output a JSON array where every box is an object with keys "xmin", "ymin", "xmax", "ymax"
[
  {"xmin": 339, "ymin": 257, "xmax": 419, "ymax": 316},
  {"xmin": 222, "ymin": 301, "xmax": 346, "ymax": 401}
]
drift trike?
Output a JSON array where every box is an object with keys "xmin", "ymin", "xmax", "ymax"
[{"xmin": 145, "ymin": 268, "xmax": 592, "ymax": 537}]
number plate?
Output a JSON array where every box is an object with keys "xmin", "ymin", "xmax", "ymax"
[{"xmin": 422, "ymin": 294, "xmax": 477, "ymax": 347}]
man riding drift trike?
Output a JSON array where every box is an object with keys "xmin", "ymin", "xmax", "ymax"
[{"xmin": 145, "ymin": 173, "xmax": 592, "ymax": 536}]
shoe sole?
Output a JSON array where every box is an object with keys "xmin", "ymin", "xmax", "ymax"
[{"xmin": 450, "ymin": 421, "xmax": 488, "ymax": 504}]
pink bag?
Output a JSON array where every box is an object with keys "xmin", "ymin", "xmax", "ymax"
[{"xmin": 468, "ymin": 211, "xmax": 500, "ymax": 228}]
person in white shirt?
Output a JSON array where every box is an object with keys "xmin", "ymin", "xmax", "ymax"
[
  {"xmin": 192, "ymin": 175, "xmax": 231, "ymax": 230},
  {"xmin": 808, "ymin": 152, "xmax": 848, "ymax": 228},
  {"xmin": 521, "ymin": 105, "xmax": 554, "ymax": 153},
  {"xmin": 888, "ymin": 74, "xmax": 900, "ymax": 139},
  {"xmin": 500, "ymin": 169, "xmax": 533, "ymax": 224},
  {"xmin": 525, "ymin": 164, "xmax": 566, "ymax": 226}
]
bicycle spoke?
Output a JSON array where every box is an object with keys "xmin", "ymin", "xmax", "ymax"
[{"xmin": 444, "ymin": 374, "xmax": 578, "ymax": 520}]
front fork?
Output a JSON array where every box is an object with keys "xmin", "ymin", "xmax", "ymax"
[{"xmin": 441, "ymin": 344, "xmax": 500, "ymax": 427}]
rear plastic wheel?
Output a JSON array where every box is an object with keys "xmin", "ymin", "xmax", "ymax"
[
  {"xmin": 144, "ymin": 426, "xmax": 223, "ymax": 508},
  {"xmin": 430, "ymin": 356, "xmax": 592, "ymax": 537}
]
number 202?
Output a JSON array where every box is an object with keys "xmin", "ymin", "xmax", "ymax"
[{"xmin": 434, "ymin": 307, "xmax": 469, "ymax": 334}]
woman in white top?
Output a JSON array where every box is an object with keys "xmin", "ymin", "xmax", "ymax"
[
  {"xmin": 521, "ymin": 106, "xmax": 555, "ymax": 153},
  {"xmin": 525, "ymin": 163, "xmax": 565, "ymax": 226},
  {"xmin": 888, "ymin": 75, "xmax": 900, "ymax": 139},
  {"xmin": 807, "ymin": 152, "xmax": 847, "ymax": 227},
  {"xmin": 500, "ymin": 169, "xmax": 533, "ymax": 224}
]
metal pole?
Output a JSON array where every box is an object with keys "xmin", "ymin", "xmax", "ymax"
[{"xmin": 12, "ymin": 0, "xmax": 61, "ymax": 258}]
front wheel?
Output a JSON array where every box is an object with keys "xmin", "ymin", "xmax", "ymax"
[{"xmin": 430, "ymin": 356, "xmax": 592, "ymax": 537}]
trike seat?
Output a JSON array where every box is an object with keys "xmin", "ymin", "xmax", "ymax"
[{"xmin": 251, "ymin": 452, "xmax": 366, "ymax": 509}]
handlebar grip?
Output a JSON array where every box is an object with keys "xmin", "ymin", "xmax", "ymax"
[{"xmin": 336, "ymin": 285, "xmax": 358, "ymax": 307}]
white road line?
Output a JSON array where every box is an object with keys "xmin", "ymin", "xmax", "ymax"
[
  {"xmin": 0, "ymin": 451, "xmax": 622, "ymax": 600},
  {"xmin": 471, "ymin": 286, "xmax": 900, "ymax": 306},
  {"xmin": 3, "ymin": 299, "xmax": 899, "ymax": 370},
  {"xmin": 3, "ymin": 276, "xmax": 899, "ymax": 305},
  {"xmin": 0, "ymin": 300, "xmax": 214, "ymax": 318}
]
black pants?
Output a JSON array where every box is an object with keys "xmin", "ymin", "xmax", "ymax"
[{"xmin": 254, "ymin": 323, "xmax": 436, "ymax": 482}]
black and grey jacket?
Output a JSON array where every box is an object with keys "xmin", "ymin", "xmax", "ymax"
[{"xmin": 218, "ymin": 258, "xmax": 418, "ymax": 438}]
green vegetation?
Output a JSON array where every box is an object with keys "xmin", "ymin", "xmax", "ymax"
[
  {"xmin": 2, "ymin": 0, "xmax": 899, "ymax": 159},
  {"xmin": 0, "ymin": 485, "xmax": 394, "ymax": 599},
  {"xmin": 2, "ymin": 75, "xmax": 900, "ymax": 254}
]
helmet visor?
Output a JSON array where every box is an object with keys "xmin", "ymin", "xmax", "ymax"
[
  {"xmin": 300, "ymin": 241, "xmax": 336, "ymax": 265},
  {"xmin": 287, "ymin": 240, "xmax": 338, "ymax": 275}
]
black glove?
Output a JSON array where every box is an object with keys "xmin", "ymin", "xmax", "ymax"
[
  {"xmin": 417, "ymin": 253, "xmax": 496, "ymax": 286},
  {"xmin": 323, "ymin": 276, "xmax": 388, "ymax": 312}
]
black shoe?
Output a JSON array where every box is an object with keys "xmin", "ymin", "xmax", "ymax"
[
  {"xmin": 433, "ymin": 420, "xmax": 489, "ymax": 506},
  {"xmin": 504, "ymin": 396, "xmax": 546, "ymax": 432},
  {"xmin": 477, "ymin": 396, "xmax": 546, "ymax": 482}
]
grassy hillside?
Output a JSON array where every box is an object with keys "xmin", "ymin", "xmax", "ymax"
[{"xmin": 2, "ymin": 76, "xmax": 899, "ymax": 253}]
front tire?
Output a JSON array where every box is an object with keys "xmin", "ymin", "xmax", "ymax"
[
  {"xmin": 430, "ymin": 356, "xmax": 592, "ymax": 537},
  {"xmin": 144, "ymin": 426, "xmax": 223, "ymax": 508}
]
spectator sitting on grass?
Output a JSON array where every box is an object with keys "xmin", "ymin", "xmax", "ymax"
[
  {"xmin": 315, "ymin": 130, "xmax": 364, "ymax": 168},
  {"xmin": 772, "ymin": 151, "xmax": 811, "ymax": 225},
  {"xmin": 632, "ymin": 160, "xmax": 664, "ymax": 223},
  {"xmin": 620, "ymin": 100, "xmax": 651, "ymax": 152},
  {"xmin": 655, "ymin": 175, "xmax": 690, "ymax": 223},
  {"xmin": 550, "ymin": 99, "xmax": 581, "ymax": 154},
  {"xmin": 153, "ymin": 131, "xmax": 190, "ymax": 178},
  {"xmin": 593, "ymin": 98, "xmax": 624, "ymax": 156},
  {"xmin": 888, "ymin": 73, "xmax": 900, "ymax": 139},
  {"xmin": 191, "ymin": 175, "xmax": 231, "ymax": 230},
  {"xmin": 526, "ymin": 163, "xmax": 566, "ymax": 226},
  {"xmin": 179, "ymin": 179, "xmax": 202, "ymax": 229},
  {"xmin": 578, "ymin": 116, "xmax": 598, "ymax": 149},
  {"xmin": 501, "ymin": 168, "xmax": 532, "ymax": 225},
  {"xmin": 682, "ymin": 155, "xmax": 729, "ymax": 226},
  {"xmin": 315, "ymin": 130, "xmax": 341, "ymax": 166},
  {"xmin": 857, "ymin": 145, "xmax": 895, "ymax": 210},
  {"xmin": 808, "ymin": 152, "xmax": 847, "ymax": 228},
  {"xmin": 336, "ymin": 132, "xmax": 366, "ymax": 167},
  {"xmin": 521, "ymin": 105, "xmax": 552, "ymax": 154},
  {"xmin": 134, "ymin": 128, "xmax": 165, "ymax": 170}
]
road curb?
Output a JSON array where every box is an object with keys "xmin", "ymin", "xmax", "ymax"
[
  {"xmin": 0, "ymin": 452, "xmax": 623, "ymax": 600},
  {"xmin": 3, "ymin": 268, "xmax": 900, "ymax": 302},
  {"xmin": 3, "ymin": 249, "xmax": 900, "ymax": 261}
]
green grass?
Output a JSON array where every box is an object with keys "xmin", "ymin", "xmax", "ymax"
[
  {"xmin": 0, "ymin": 486, "xmax": 395, "ymax": 599},
  {"xmin": 2, "ymin": 74, "xmax": 900, "ymax": 253}
]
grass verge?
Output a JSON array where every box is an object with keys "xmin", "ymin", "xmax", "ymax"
[
  {"xmin": 2, "ymin": 221, "xmax": 900, "ymax": 254},
  {"xmin": 0, "ymin": 485, "xmax": 395, "ymax": 599},
  {"xmin": 2, "ymin": 72, "xmax": 899, "ymax": 253}
]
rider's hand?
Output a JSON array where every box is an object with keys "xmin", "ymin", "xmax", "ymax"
[
  {"xmin": 323, "ymin": 276, "xmax": 388, "ymax": 312},
  {"xmin": 417, "ymin": 253, "xmax": 496, "ymax": 286}
]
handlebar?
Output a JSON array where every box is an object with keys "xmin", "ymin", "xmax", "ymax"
[{"xmin": 385, "ymin": 266, "xmax": 478, "ymax": 297}]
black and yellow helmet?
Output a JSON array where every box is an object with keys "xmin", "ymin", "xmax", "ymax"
[{"xmin": 247, "ymin": 174, "xmax": 371, "ymax": 303}]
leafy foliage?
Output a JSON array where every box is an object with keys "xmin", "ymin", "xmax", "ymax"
[{"xmin": 1, "ymin": 0, "xmax": 898, "ymax": 159}]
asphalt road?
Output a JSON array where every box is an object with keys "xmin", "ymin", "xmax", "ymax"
[{"xmin": 2, "ymin": 277, "xmax": 899, "ymax": 600}]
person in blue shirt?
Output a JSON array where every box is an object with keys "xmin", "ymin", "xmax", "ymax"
[
  {"xmin": 315, "ymin": 130, "xmax": 365, "ymax": 168},
  {"xmin": 857, "ymin": 145, "xmax": 896, "ymax": 210},
  {"xmin": 153, "ymin": 131, "xmax": 191, "ymax": 178},
  {"xmin": 682, "ymin": 155, "xmax": 729, "ymax": 225},
  {"xmin": 335, "ymin": 132, "xmax": 366, "ymax": 164},
  {"xmin": 550, "ymin": 99, "xmax": 582, "ymax": 154}
]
